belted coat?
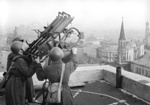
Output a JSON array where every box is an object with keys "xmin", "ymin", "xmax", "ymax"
[
  {"xmin": 5, "ymin": 54, "xmax": 43, "ymax": 105},
  {"xmin": 36, "ymin": 53, "xmax": 78, "ymax": 105}
]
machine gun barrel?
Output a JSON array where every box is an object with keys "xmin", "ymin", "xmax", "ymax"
[
  {"xmin": 26, "ymin": 16, "xmax": 61, "ymax": 53},
  {"xmin": 52, "ymin": 16, "xmax": 73, "ymax": 34},
  {"xmin": 24, "ymin": 12, "xmax": 75, "ymax": 59},
  {"xmin": 42, "ymin": 13, "xmax": 61, "ymax": 34}
]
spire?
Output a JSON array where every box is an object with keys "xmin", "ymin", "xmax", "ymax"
[
  {"xmin": 14, "ymin": 26, "xmax": 19, "ymax": 37},
  {"xmin": 146, "ymin": 21, "xmax": 149, "ymax": 30},
  {"xmin": 119, "ymin": 17, "xmax": 126, "ymax": 40},
  {"xmin": 146, "ymin": 21, "xmax": 149, "ymax": 25}
]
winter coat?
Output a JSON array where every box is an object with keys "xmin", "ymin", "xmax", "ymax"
[
  {"xmin": 6, "ymin": 52, "xmax": 14, "ymax": 71},
  {"xmin": 5, "ymin": 54, "xmax": 43, "ymax": 105},
  {"xmin": 36, "ymin": 53, "xmax": 78, "ymax": 105},
  {"xmin": 6, "ymin": 53, "xmax": 36, "ymax": 102}
]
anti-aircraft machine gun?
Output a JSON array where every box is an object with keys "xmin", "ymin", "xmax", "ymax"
[
  {"xmin": 23, "ymin": 12, "xmax": 83, "ymax": 105},
  {"xmin": 24, "ymin": 12, "xmax": 83, "ymax": 62}
]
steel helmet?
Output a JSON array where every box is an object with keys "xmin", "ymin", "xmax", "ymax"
[
  {"xmin": 50, "ymin": 47, "xmax": 64, "ymax": 62},
  {"xmin": 12, "ymin": 37, "xmax": 24, "ymax": 42},
  {"xmin": 10, "ymin": 41, "xmax": 23, "ymax": 54}
]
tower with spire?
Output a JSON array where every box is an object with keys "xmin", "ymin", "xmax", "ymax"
[
  {"xmin": 13, "ymin": 27, "xmax": 19, "ymax": 37},
  {"xmin": 97, "ymin": 18, "xmax": 144, "ymax": 65},
  {"xmin": 144, "ymin": 21, "xmax": 150, "ymax": 47},
  {"xmin": 118, "ymin": 18, "xmax": 127, "ymax": 64}
]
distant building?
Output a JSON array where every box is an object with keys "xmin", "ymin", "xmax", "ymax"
[
  {"xmin": 97, "ymin": 19, "xmax": 144, "ymax": 64},
  {"xmin": 130, "ymin": 50, "xmax": 150, "ymax": 77},
  {"xmin": 100, "ymin": 40, "xmax": 117, "ymax": 48},
  {"xmin": 6, "ymin": 27, "xmax": 22, "ymax": 45},
  {"xmin": 79, "ymin": 32, "xmax": 85, "ymax": 45},
  {"xmin": 0, "ymin": 36, "xmax": 7, "ymax": 47},
  {"xmin": 84, "ymin": 44, "xmax": 99, "ymax": 58},
  {"xmin": 97, "ymin": 45, "xmax": 118, "ymax": 62},
  {"xmin": 85, "ymin": 35, "xmax": 101, "ymax": 45},
  {"xmin": 84, "ymin": 35, "xmax": 101, "ymax": 58},
  {"xmin": 118, "ymin": 19, "xmax": 144, "ymax": 64},
  {"xmin": 144, "ymin": 21, "xmax": 150, "ymax": 48}
]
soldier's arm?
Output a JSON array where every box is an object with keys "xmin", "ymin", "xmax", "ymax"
[
  {"xmin": 15, "ymin": 58, "xmax": 42, "ymax": 78},
  {"xmin": 62, "ymin": 52, "xmax": 72, "ymax": 63},
  {"xmin": 65, "ymin": 47, "xmax": 78, "ymax": 73},
  {"xmin": 6, "ymin": 53, "xmax": 14, "ymax": 71},
  {"xmin": 36, "ymin": 68, "xmax": 46, "ymax": 81},
  {"xmin": 69, "ymin": 54, "xmax": 78, "ymax": 73},
  {"xmin": 34, "ymin": 57, "xmax": 47, "ymax": 81},
  {"xmin": 62, "ymin": 48, "xmax": 78, "ymax": 63}
]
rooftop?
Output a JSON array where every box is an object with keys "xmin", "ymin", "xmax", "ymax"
[
  {"xmin": 0, "ymin": 80, "xmax": 149, "ymax": 105},
  {"xmin": 98, "ymin": 45, "xmax": 118, "ymax": 52},
  {"xmin": 130, "ymin": 51, "xmax": 150, "ymax": 68}
]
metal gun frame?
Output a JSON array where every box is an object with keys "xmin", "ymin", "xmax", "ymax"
[{"xmin": 24, "ymin": 12, "xmax": 82, "ymax": 61}]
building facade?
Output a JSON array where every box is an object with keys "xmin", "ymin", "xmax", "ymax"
[
  {"xmin": 130, "ymin": 52, "xmax": 150, "ymax": 78},
  {"xmin": 117, "ymin": 19, "xmax": 145, "ymax": 64},
  {"xmin": 84, "ymin": 35, "xmax": 101, "ymax": 58},
  {"xmin": 97, "ymin": 19, "xmax": 145, "ymax": 64},
  {"xmin": 85, "ymin": 35, "xmax": 101, "ymax": 45},
  {"xmin": 144, "ymin": 21, "xmax": 150, "ymax": 46},
  {"xmin": 84, "ymin": 45, "xmax": 99, "ymax": 58},
  {"xmin": 97, "ymin": 46, "xmax": 118, "ymax": 62}
]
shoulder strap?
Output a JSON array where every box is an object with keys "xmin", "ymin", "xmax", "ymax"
[
  {"xmin": 7, "ymin": 62, "xmax": 14, "ymax": 74},
  {"xmin": 7, "ymin": 55, "xmax": 24, "ymax": 74},
  {"xmin": 57, "ymin": 63, "xmax": 65, "ymax": 103},
  {"xmin": 13, "ymin": 55, "xmax": 24, "ymax": 62},
  {"xmin": 60, "ymin": 63, "xmax": 65, "ymax": 85}
]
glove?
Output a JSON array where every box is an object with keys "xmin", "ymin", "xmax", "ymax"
[
  {"xmin": 34, "ymin": 57, "xmax": 40, "ymax": 63},
  {"xmin": 71, "ymin": 47, "xmax": 77, "ymax": 54},
  {"xmin": 41, "ymin": 60, "xmax": 46, "ymax": 68}
]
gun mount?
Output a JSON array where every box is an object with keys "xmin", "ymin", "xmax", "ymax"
[{"xmin": 24, "ymin": 12, "xmax": 83, "ymax": 62}]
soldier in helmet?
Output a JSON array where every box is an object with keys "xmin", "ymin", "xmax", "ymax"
[
  {"xmin": 36, "ymin": 47, "xmax": 78, "ymax": 105},
  {"xmin": 5, "ymin": 41, "xmax": 43, "ymax": 105},
  {"xmin": 7, "ymin": 37, "xmax": 24, "ymax": 71},
  {"xmin": 6, "ymin": 37, "xmax": 37, "ymax": 103}
]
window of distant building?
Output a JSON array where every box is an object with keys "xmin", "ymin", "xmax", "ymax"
[
  {"xmin": 136, "ymin": 68, "xmax": 141, "ymax": 74},
  {"xmin": 123, "ymin": 56, "xmax": 126, "ymax": 61},
  {"xmin": 141, "ymin": 69, "xmax": 144, "ymax": 75}
]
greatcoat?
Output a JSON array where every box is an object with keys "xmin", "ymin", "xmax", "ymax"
[
  {"xmin": 5, "ymin": 54, "xmax": 42, "ymax": 105},
  {"xmin": 36, "ymin": 53, "xmax": 78, "ymax": 105}
]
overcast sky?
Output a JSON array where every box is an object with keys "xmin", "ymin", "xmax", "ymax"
[{"xmin": 0, "ymin": 0, "xmax": 149, "ymax": 32}]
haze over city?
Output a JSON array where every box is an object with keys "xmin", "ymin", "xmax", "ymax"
[{"xmin": 0, "ymin": 0, "xmax": 150, "ymax": 40}]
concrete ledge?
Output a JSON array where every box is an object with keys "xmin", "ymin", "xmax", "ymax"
[
  {"xmin": 69, "ymin": 64, "xmax": 103, "ymax": 85},
  {"xmin": 102, "ymin": 66, "xmax": 150, "ymax": 103},
  {"xmin": 122, "ymin": 77, "xmax": 150, "ymax": 102},
  {"xmin": 33, "ymin": 64, "xmax": 104, "ymax": 89},
  {"xmin": 121, "ymin": 71, "xmax": 150, "ymax": 102},
  {"xmin": 102, "ymin": 69, "xmax": 116, "ymax": 86}
]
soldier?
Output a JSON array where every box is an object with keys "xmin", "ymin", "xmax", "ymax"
[
  {"xmin": 36, "ymin": 47, "xmax": 78, "ymax": 105},
  {"xmin": 5, "ymin": 41, "xmax": 43, "ymax": 105},
  {"xmin": 6, "ymin": 37, "xmax": 24, "ymax": 71},
  {"xmin": 6, "ymin": 37, "xmax": 37, "ymax": 103}
]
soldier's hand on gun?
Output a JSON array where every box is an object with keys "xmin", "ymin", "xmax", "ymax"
[
  {"xmin": 40, "ymin": 56, "xmax": 47, "ymax": 67},
  {"xmin": 71, "ymin": 47, "xmax": 77, "ymax": 54},
  {"xmin": 41, "ymin": 61, "xmax": 46, "ymax": 68},
  {"xmin": 35, "ymin": 56, "xmax": 46, "ymax": 67},
  {"xmin": 35, "ymin": 57, "xmax": 40, "ymax": 63}
]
